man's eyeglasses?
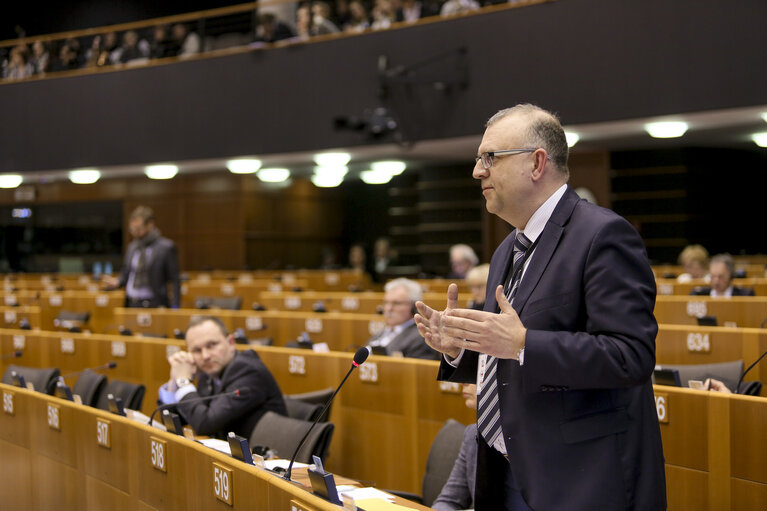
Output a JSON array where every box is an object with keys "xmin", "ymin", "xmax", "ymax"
[{"xmin": 475, "ymin": 148, "xmax": 550, "ymax": 170}]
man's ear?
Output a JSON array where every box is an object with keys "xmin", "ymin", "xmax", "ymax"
[{"xmin": 530, "ymin": 149, "xmax": 548, "ymax": 181}]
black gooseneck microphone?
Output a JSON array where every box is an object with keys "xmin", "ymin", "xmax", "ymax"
[
  {"xmin": 1, "ymin": 350, "xmax": 23, "ymax": 360},
  {"xmin": 283, "ymin": 346, "xmax": 371, "ymax": 482},
  {"xmin": 736, "ymin": 349, "xmax": 767, "ymax": 394},
  {"xmin": 147, "ymin": 389, "xmax": 243, "ymax": 426},
  {"xmin": 59, "ymin": 361, "xmax": 118, "ymax": 380}
]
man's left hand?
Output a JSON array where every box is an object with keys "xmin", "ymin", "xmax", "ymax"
[{"xmin": 440, "ymin": 285, "xmax": 527, "ymax": 359}]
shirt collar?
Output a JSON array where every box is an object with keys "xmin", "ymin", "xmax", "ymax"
[{"xmin": 519, "ymin": 183, "xmax": 568, "ymax": 242}]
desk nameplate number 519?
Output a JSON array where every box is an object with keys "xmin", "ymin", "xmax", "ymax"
[
  {"xmin": 213, "ymin": 462, "xmax": 233, "ymax": 505},
  {"xmin": 150, "ymin": 437, "xmax": 167, "ymax": 472}
]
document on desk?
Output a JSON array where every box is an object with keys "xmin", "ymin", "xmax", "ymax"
[
  {"xmin": 338, "ymin": 487, "xmax": 394, "ymax": 502},
  {"xmin": 197, "ymin": 438, "xmax": 231, "ymax": 455},
  {"xmin": 353, "ymin": 499, "xmax": 415, "ymax": 510}
]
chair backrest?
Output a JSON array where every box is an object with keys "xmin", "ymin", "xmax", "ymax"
[
  {"xmin": 2, "ymin": 364, "xmax": 61, "ymax": 395},
  {"xmin": 72, "ymin": 369, "xmax": 108, "ymax": 407},
  {"xmin": 657, "ymin": 360, "xmax": 744, "ymax": 391},
  {"xmin": 194, "ymin": 296, "xmax": 243, "ymax": 310},
  {"xmin": 96, "ymin": 379, "xmax": 146, "ymax": 411},
  {"xmin": 249, "ymin": 411, "xmax": 334, "ymax": 463},
  {"xmin": 422, "ymin": 419, "xmax": 467, "ymax": 507},
  {"xmin": 284, "ymin": 397, "xmax": 325, "ymax": 422},
  {"xmin": 287, "ymin": 387, "xmax": 334, "ymax": 422}
]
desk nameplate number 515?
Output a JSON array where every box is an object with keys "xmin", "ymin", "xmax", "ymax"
[
  {"xmin": 3, "ymin": 391, "xmax": 14, "ymax": 416},
  {"xmin": 150, "ymin": 437, "xmax": 167, "ymax": 472},
  {"xmin": 213, "ymin": 462, "xmax": 233, "ymax": 505}
]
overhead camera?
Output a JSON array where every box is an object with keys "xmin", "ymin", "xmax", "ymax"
[{"xmin": 334, "ymin": 107, "xmax": 398, "ymax": 138}]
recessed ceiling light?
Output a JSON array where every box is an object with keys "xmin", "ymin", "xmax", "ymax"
[
  {"xmin": 360, "ymin": 169, "xmax": 393, "ymax": 185},
  {"xmin": 257, "ymin": 168, "xmax": 290, "ymax": 183},
  {"xmin": 0, "ymin": 174, "xmax": 23, "ymax": 188},
  {"xmin": 565, "ymin": 132, "xmax": 580, "ymax": 148},
  {"xmin": 761, "ymin": 113, "xmax": 767, "ymax": 123},
  {"xmin": 311, "ymin": 173, "xmax": 344, "ymax": 188},
  {"xmin": 371, "ymin": 161, "xmax": 406, "ymax": 175},
  {"xmin": 314, "ymin": 166, "xmax": 348, "ymax": 178},
  {"xmin": 644, "ymin": 121, "xmax": 688, "ymax": 138},
  {"xmin": 145, "ymin": 164, "xmax": 178, "ymax": 179},
  {"xmin": 314, "ymin": 152, "xmax": 351, "ymax": 167},
  {"xmin": 752, "ymin": 132, "xmax": 767, "ymax": 148},
  {"xmin": 69, "ymin": 169, "xmax": 101, "ymax": 184},
  {"xmin": 226, "ymin": 159, "xmax": 262, "ymax": 174}
]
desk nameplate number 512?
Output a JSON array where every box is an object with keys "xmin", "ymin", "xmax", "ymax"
[
  {"xmin": 213, "ymin": 462, "xmax": 233, "ymax": 505},
  {"xmin": 150, "ymin": 437, "xmax": 167, "ymax": 472}
]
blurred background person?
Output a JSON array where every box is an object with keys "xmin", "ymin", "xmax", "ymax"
[
  {"xmin": 676, "ymin": 244, "xmax": 710, "ymax": 283},
  {"xmin": 464, "ymin": 263, "xmax": 490, "ymax": 310},
  {"xmin": 691, "ymin": 253, "xmax": 755, "ymax": 297},
  {"xmin": 448, "ymin": 243, "xmax": 478, "ymax": 279}
]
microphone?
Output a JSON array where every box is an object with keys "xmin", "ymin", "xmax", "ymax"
[
  {"xmin": 284, "ymin": 346, "xmax": 370, "ymax": 482},
  {"xmin": 1, "ymin": 351, "xmax": 23, "ymax": 360},
  {"xmin": 147, "ymin": 389, "xmax": 242, "ymax": 427},
  {"xmin": 736, "ymin": 349, "xmax": 767, "ymax": 394},
  {"xmin": 59, "ymin": 361, "xmax": 118, "ymax": 380}
]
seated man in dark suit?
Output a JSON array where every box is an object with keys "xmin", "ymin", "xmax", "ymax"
[
  {"xmin": 158, "ymin": 316, "xmax": 286, "ymax": 438},
  {"xmin": 367, "ymin": 278, "xmax": 440, "ymax": 359},
  {"xmin": 690, "ymin": 253, "xmax": 755, "ymax": 297}
]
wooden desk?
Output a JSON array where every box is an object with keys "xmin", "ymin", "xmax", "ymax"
[
  {"xmin": 656, "ymin": 278, "xmax": 767, "ymax": 296},
  {"xmin": 0, "ymin": 383, "xmax": 429, "ymax": 510},
  {"xmin": 654, "ymin": 296, "xmax": 767, "ymax": 328},
  {"xmin": 258, "ymin": 290, "xmax": 474, "ymax": 314}
]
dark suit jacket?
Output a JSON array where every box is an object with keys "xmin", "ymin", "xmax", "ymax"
[
  {"xmin": 439, "ymin": 187, "xmax": 666, "ymax": 510},
  {"xmin": 175, "ymin": 350, "xmax": 287, "ymax": 439},
  {"xmin": 118, "ymin": 233, "xmax": 180, "ymax": 307},
  {"xmin": 368, "ymin": 322, "xmax": 441, "ymax": 360},
  {"xmin": 690, "ymin": 286, "xmax": 755, "ymax": 296},
  {"xmin": 432, "ymin": 424, "xmax": 477, "ymax": 511}
]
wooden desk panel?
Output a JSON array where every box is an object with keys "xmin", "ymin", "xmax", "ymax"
[
  {"xmin": 0, "ymin": 439, "xmax": 33, "ymax": 509},
  {"xmin": 730, "ymin": 396, "xmax": 767, "ymax": 482},
  {"xmin": 732, "ymin": 479, "xmax": 767, "ymax": 511},
  {"xmin": 654, "ymin": 296, "xmax": 767, "ymax": 328},
  {"xmin": 655, "ymin": 386, "xmax": 708, "ymax": 471},
  {"xmin": 665, "ymin": 465, "xmax": 709, "ymax": 511}
]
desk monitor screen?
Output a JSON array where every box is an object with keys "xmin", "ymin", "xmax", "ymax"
[
  {"xmin": 227, "ymin": 433, "xmax": 253, "ymax": 464},
  {"xmin": 55, "ymin": 381, "xmax": 74, "ymax": 401},
  {"xmin": 10, "ymin": 371, "xmax": 26, "ymax": 389},
  {"xmin": 654, "ymin": 368, "xmax": 682, "ymax": 387},
  {"xmin": 162, "ymin": 410, "xmax": 183, "ymax": 435},
  {"xmin": 697, "ymin": 316, "xmax": 718, "ymax": 327},
  {"xmin": 107, "ymin": 394, "xmax": 126, "ymax": 416},
  {"xmin": 371, "ymin": 345, "xmax": 387, "ymax": 356}
]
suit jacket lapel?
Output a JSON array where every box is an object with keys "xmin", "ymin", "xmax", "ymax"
[
  {"xmin": 512, "ymin": 187, "xmax": 580, "ymax": 315},
  {"xmin": 486, "ymin": 233, "xmax": 515, "ymax": 314}
]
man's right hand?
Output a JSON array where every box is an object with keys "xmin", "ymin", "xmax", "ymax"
[
  {"xmin": 168, "ymin": 350, "xmax": 196, "ymax": 384},
  {"xmin": 100, "ymin": 275, "xmax": 119, "ymax": 290},
  {"xmin": 414, "ymin": 283, "xmax": 462, "ymax": 359}
]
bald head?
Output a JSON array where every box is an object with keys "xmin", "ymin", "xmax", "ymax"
[{"xmin": 486, "ymin": 104, "xmax": 570, "ymax": 179}]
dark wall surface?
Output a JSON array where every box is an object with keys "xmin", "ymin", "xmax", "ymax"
[{"xmin": 2, "ymin": 0, "xmax": 766, "ymax": 173}]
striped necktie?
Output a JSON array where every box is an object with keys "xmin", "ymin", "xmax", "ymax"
[{"xmin": 477, "ymin": 231, "xmax": 532, "ymax": 449}]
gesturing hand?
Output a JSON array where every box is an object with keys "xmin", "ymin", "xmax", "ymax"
[
  {"xmin": 440, "ymin": 285, "xmax": 527, "ymax": 359},
  {"xmin": 414, "ymin": 283, "xmax": 463, "ymax": 359}
]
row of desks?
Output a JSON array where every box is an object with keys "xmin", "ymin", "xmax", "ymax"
[
  {"xmin": 0, "ymin": 382, "xmax": 430, "ymax": 511},
  {"xmin": 1, "ymin": 330, "xmax": 765, "ymax": 509}
]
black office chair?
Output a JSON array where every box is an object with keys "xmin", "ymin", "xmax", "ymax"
[
  {"xmin": 249, "ymin": 411, "xmax": 335, "ymax": 463},
  {"xmin": 95, "ymin": 379, "xmax": 146, "ymax": 411},
  {"xmin": 389, "ymin": 419, "xmax": 467, "ymax": 506},
  {"xmin": 284, "ymin": 397, "xmax": 325, "ymax": 422},
  {"xmin": 72, "ymin": 369, "xmax": 108, "ymax": 407},
  {"xmin": 2, "ymin": 364, "xmax": 61, "ymax": 395},
  {"xmin": 194, "ymin": 296, "xmax": 243, "ymax": 310},
  {"xmin": 287, "ymin": 387, "xmax": 334, "ymax": 422},
  {"xmin": 54, "ymin": 310, "xmax": 91, "ymax": 332}
]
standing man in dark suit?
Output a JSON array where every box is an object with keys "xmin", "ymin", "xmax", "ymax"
[
  {"xmin": 158, "ymin": 316, "xmax": 287, "ymax": 439},
  {"xmin": 103, "ymin": 205, "xmax": 180, "ymax": 308},
  {"xmin": 690, "ymin": 253, "xmax": 755, "ymax": 297},
  {"xmin": 415, "ymin": 104, "xmax": 666, "ymax": 510},
  {"xmin": 367, "ymin": 278, "xmax": 440, "ymax": 360}
]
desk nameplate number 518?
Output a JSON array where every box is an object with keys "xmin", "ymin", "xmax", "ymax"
[
  {"xmin": 150, "ymin": 437, "xmax": 167, "ymax": 472},
  {"xmin": 213, "ymin": 462, "xmax": 233, "ymax": 505}
]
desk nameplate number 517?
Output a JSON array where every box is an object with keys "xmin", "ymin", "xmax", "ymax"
[
  {"xmin": 150, "ymin": 437, "xmax": 167, "ymax": 472},
  {"xmin": 213, "ymin": 462, "xmax": 233, "ymax": 505},
  {"xmin": 47, "ymin": 403, "xmax": 61, "ymax": 430},
  {"xmin": 96, "ymin": 418, "xmax": 111, "ymax": 448}
]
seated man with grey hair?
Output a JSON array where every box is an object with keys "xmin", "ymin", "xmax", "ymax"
[
  {"xmin": 367, "ymin": 278, "xmax": 440, "ymax": 359},
  {"xmin": 448, "ymin": 244, "xmax": 479, "ymax": 279},
  {"xmin": 690, "ymin": 254, "xmax": 755, "ymax": 297}
]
